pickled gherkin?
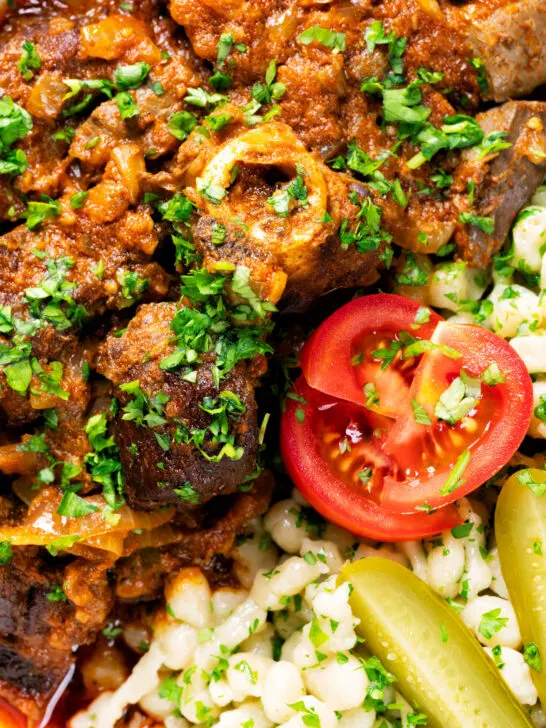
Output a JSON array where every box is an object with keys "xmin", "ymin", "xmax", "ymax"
[
  {"xmin": 340, "ymin": 558, "xmax": 532, "ymax": 728},
  {"xmin": 496, "ymin": 468, "xmax": 546, "ymax": 705}
]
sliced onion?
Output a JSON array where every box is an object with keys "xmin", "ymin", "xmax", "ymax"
[
  {"xmin": 0, "ymin": 445, "xmax": 39, "ymax": 475},
  {"xmin": 122, "ymin": 524, "xmax": 184, "ymax": 555},
  {"xmin": 0, "ymin": 487, "xmax": 175, "ymax": 549}
]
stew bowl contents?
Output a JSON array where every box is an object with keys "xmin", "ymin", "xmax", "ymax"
[{"xmin": 0, "ymin": 0, "xmax": 546, "ymax": 726}]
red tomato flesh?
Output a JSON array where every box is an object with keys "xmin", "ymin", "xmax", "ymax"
[
  {"xmin": 300, "ymin": 294, "xmax": 442, "ymax": 417},
  {"xmin": 281, "ymin": 377, "xmax": 461, "ymax": 541},
  {"xmin": 283, "ymin": 294, "xmax": 533, "ymax": 539},
  {"xmin": 382, "ymin": 321, "xmax": 534, "ymax": 512}
]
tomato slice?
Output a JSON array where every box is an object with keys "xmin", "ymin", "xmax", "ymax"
[
  {"xmin": 300, "ymin": 294, "xmax": 442, "ymax": 417},
  {"xmin": 282, "ymin": 294, "xmax": 533, "ymax": 537},
  {"xmin": 382, "ymin": 321, "xmax": 533, "ymax": 512},
  {"xmin": 281, "ymin": 376, "xmax": 461, "ymax": 541}
]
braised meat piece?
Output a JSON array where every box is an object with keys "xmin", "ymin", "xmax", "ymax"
[
  {"xmin": 115, "ymin": 472, "xmax": 274, "ymax": 600},
  {"xmin": 0, "ymin": 208, "xmax": 170, "ymax": 425},
  {"xmin": 454, "ymin": 101, "xmax": 546, "ymax": 265},
  {"xmin": 0, "ymin": 547, "xmax": 113, "ymax": 722},
  {"xmin": 444, "ymin": 0, "xmax": 546, "ymax": 102},
  {"xmin": 0, "ymin": 0, "xmax": 202, "ymax": 220},
  {"xmin": 96, "ymin": 303, "xmax": 259, "ymax": 518}
]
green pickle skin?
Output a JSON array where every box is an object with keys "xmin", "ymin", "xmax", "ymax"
[
  {"xmin": 496, "ymin": 468, "xmax": 546, "ymax": 707},
  {"xmin": 340, "ymin": 557, "xmax": 533, "ymax": 728}
]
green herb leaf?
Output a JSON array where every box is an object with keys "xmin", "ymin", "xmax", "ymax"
[
  {"xmin": 18, "ymin": 41, "xmax": 41, "ymax": 81},
  {"xmin": 478, "ymin": 608, "xmax": 508, "ymax": 640},
  {"xmin": 114, "ymin": 62, "xmax": 151, "ymax": 90},
  {"xmin": 298, "ymin": 25, "xmax": 346, "ymax": 52}
]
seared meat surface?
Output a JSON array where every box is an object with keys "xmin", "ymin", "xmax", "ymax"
[
  {"xmin": 455, "ymin": 101, "xmax": 546, "ymax": 266},
  {"xmin": 0, "ymin": 547, "xmax": 113, "ymax": 721},
  {"xmin": 0, "ymin": 0, "xmax": 545, "ymax": 721},
  {"xmin": 444, "ymin": 0, "xmax": 546, "ymax": 103},
  {"xmin": 96, "ymin": 303, "xmax": 259, "ymax": 517}
]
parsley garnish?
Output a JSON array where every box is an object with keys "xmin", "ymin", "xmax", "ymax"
[
  {"xmin": 18, "ymin": 41, "xmax": 41, "ymax": 81},
  {"xmin": 0, "ymin": 541, "xmax": 13, "ymax": 566},
  {"xmin": 523, "ymin": 642, "xmax": 542, "ymax": 672},
  {"xmin": 298, "ymin": 25, "xmax": 346, "ymax": 53},
  {"xmin": 267, "ymin": 173, "xmax": 308, "ymax": 218},
  {"xmin": 116, "ymin": 91, "xmax": 139, "ymax": 120},
  {"xmin": 174, "ymin": 481, "xmax": 200, "ymax": 504},
  {"xmin": 46, "ymin": 584, "xmax": 67, "ymax": 602},
  {"xmin": 411, "ymin": 398, "xmax": 431, "ymax": 425},
  {"xmin": 168, "ymin": 110, "xmax": 198, "ymax": 141},
  {"xmin": 56, "ymin": 491, "xmax": 99, "ymax": 518},
  {"xmin": 439, "ymin": 449, "xmax": 471, "ymax": 496},
  {"xmin": 114, "ymin": 62, "xmax": 150, "ymax": 90},
  {"xmin": 84, "ymin": 412, "xmax": 125, "ymax": 510},
  {"xmin": 23, "ymin": 195, "xmax": 61, "ymax": 230},
  {"xmin": 459, "ymin": 212, "xmax": 495, "ymax": 234},
  {"xmin": 478, "ymin": 608, "xmax": 508, "ymax": 640},
  {"xmin": 517, "ymin": 470, "xmax": 546, "ymax": 497}
]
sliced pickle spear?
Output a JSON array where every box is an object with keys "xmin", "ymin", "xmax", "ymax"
[
  {"xmin": 496, "ymin": 468, "xmax": 546, "ymax": 705},
  {"xmin": 340, "ymin": 557, "xmax": 533, "ymax": 728}
]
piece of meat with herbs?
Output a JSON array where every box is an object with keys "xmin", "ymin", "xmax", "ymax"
[
  {"xmin": 115, "ymin": 471, "xmax": 274, "ymax": 601},
  {"xmin": 453, "ymin": 101, "xmax": 546, "ymax": 266},
  {"xmin": 0, "ymin": 206, "xmax": 170, "ymax": 424},
  {"xmin": 185, "ymin": 121, "xmax": 387, "ymax": 310},
  {"xmin": 169, "ymin": 0, "xmax": 481, "ymax": 109},
  {"xmin": 444, "ymin": 0, "xmax": 546, "ymax": 103},
  {"xmin": 0, "ymin": 546, "xmax": 113, "ymax": 722},
  {"xmin": 96, "ymin": 301, "xmax": 262, "ymax": 519},
  {"xmin": 0, "ymin": 5, "xmax": 204, "ymax": 219}
]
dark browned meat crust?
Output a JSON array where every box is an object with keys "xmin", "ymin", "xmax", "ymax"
[
  {"xmin": 96, "ymin": 303, "xmax": 259, "ymax": 516},
  {"xmin": 444, "ymin": 0, "xmax": 546, "ymax": 103},
  {"xmin": 455, "ymin": 101, "xmax": 546, "ymax": 265},
  {"xmin": 0, "ymin": 548, "xmax": 113, "ymax": 721}
]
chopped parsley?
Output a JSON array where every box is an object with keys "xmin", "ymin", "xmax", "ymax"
[
  {"xmin": 534, "ymin": 395, "xmax": 546, "ymax": 424},
  {"xmin": 434, "ymin": 370, "xmax": 481, "ymax": 424},
  {"xmin": 46, "ymin": 584, "xmax": 67, "ymax": 602},
  {"xmin": 24, "ymin": 255, "xmax": 88, "ymax": 330},
  {"xmin": 114, "ymin": 62, "xmax": 151, "ymax": 90},
  {"xmin": 116, "ymin": 270, "xmax": 149, "ymax": 307},
  {"xmin": 18, "ymin": 41, "xmax": 41, "ymax": 81},
  {"xmin": 70, "ymin": 191, "xmax": 89, "ymax": 210},
  {"xmin": 244, "ymin": 60, "xmax": 285, "ymax": 126},
  {"xmin": 298, "ymin": 25, "xmax": 346, "ymax": 53},
  {"xmin": 411, "ymin": 398, "xmax": 431, "ymax": 425},
  {"xmin": 0, "ymin": 541, "xmax": 13, "ymax": 566},
  {"xmin": 56, "ymin": 490, "xmax": 99, "ymax": 518},
  {"xmin": 23, "ymin": 195, "xmax": 61, "ymax": 230},
  {"xmin": 459, "ymin": 212, "xmax": 495, "ymax": 234},
  {"xmin": 168, "ymin": 110, "xmax": 198, "ymax": 141},
  {"xmin": 478, "ymin": 608, "xmax": 508, "ymax": 640},
  {"xmin": 84, "ymin": 412, "xmax": 125, "ymax": 510},
  {"xmin": 517, "ymin": 469, "xmax": 546, "ymax": 497},
  {"xmin": 340, "ymin": 193, "xmax": 392, "ymax": 255},
  {"xmin": 159, "ymin": 268, "xmax": 272, "ymax": 383},
  {"xmin": 439, "ymin": 449, "xmax": 471, "ymax": 496},
  {"xmin": 523, "ymin": 642, "xmax": 542, "ymax": 672},
  {"xmin": 174, "ymin": 481, "xmax": 200, "ymax": 504},
  {"xmin": 116, "ymin": 91, "xmax": 139, "ymax": 120},
  {"xmin": 267, "ymin": 172, "xmax": 308, "ymax": 218}
]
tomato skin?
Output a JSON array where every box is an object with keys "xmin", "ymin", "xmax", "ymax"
[
  {"xmin": 300, "ymin": 294, "xmax": 442, "ymax": 408},
  {"xmin": 281, "ymin": 376, "xmax": 461, "ymax": 541},
  {"xmin": 382, "ymin": 322, "xmax": 533, "ymax": 513}
]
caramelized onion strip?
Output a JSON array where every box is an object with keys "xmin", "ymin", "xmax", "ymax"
[{"xmin": 0, "ymin": 487, "xmax": 175, "ymax": 552}]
